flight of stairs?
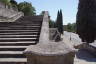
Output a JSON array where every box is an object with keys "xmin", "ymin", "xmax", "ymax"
[{"xmin": 0, "ymin": 16, "xmax": 43, "ymax": 64}]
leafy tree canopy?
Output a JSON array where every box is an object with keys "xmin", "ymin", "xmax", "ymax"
[
  {"xmin": 49, "ymin": 20, "xmax": 56, "ymax": 28},
  {"xmin": 64, "ymin": 23, "xmax": 76, "ymax": 33},
  {"xmin": 10, "ymin": 0, "xmax": 17, "ymax": 5},
  {"xmin": 0, "ymin": 0, "xmax": 10, "ymax": 5},
  {"xmin": 18, "ymin": 1, "xmax": 36, "ymax": 16}
]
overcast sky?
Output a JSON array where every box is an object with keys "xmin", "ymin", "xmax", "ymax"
[{"xmin": 16, "ymin": 0, "xmax": 78, "ymax": 25}]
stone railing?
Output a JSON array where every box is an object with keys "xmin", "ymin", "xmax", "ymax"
[
  {"xmin": 0, "ymin": 8, "xmax": 24, "ymax": 22},
  {"xmin": 24, "ymin": 11, "xmax": 75, "ymax": 64},
  {"xmin": 0, "ymin": 8, "xmax": 18, "ymax": 18},
  {"xmin": 0, "ymin": 1, "xmax": 23, "ymax": 22},
  {"xmin": 38, "ymin": 11, "xmax": 50, "ymax": 44},
  {"xmin": 9, "ymin": 12, "xmax": 24, "ymax": 22}
]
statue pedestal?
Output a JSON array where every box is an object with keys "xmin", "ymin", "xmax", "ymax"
[{"xmin": 24, "ymin": 42, "xmax": 75, "ymax": 64}]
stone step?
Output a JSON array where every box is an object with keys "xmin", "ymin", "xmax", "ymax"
[
  {"xmin": 0, "ymin": 15, "xmax": 42, "ymax": 63},
  {"xmin": 0, "ymin": 38, "xmax": 37, "ymax": 40},
  {"xmin": 0, "ymin": 51, "xmax": 26, "ymax": 58},
  {"xmin": 0, "ymin": 41, "xmax": 35, "ymax": 44},
  {"xmin": 0, "ymin": 23, "xmax": 41, "ymax": 25},
  {"xmin": 0, "ymin": 35, "xmax": 38, "ymax": 38},
  {"xmin": 0, "ymin": 43, "xmax": 36, "ymax": 46},
  {"xmin": 0, "ymin": 28, "xmax": 39, "ymax": 30},
  {"xmin": 0, "ymin": 41, "xmax": 36, "ymax": 46},
  {"xmin": 0, "ymin": 30, "xmax": 39, "ymax": 32},
  {"xmin": 0, "ymin": 46, "xmax": 27, "ymax": 51},
  {"xmin": 0, "ymin": 58, "xmax": 27, "ymax": 62},
  {"xmin": 20, "ymin": 21, "xmax": 42, "ymax": 23},
  {"xmin": 0, "ymin": 51, "xmax": 23, "ymax": 54},
  {"xmin": 0, "ymin": 25, "xmax": 40, "ymax": 28},
  {"xmin": 0, "ymin": 24, "xmax": 41, "ymax": 27},
  {"xmin": 0, "ymin": 32, "xmax": 39, "ymax": 35},
  {"xmin": 0, "ymin": 38, "xmax": 37, "ymax": 42},
  {"xmin": 6, "ymin": 26, "xmax": 40, "ymax": 28},
  {"xmin": 0, "ymin": 46, "xmax": 28, "ymax": 48}
]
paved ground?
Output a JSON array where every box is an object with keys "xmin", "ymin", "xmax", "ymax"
[
  {"xmin": 74, "ymin": 49, "xmax": 96, "ymax": 64},
  {"xmin": 63, "ymin": 31, "xmax": 96, "ymax": 64}
]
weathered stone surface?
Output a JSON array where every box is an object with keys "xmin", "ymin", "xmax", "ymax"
[
  {"xmin": 0, "ymin": 2, "xmax": 24, "ymax": 22},
  {"xmin": 39, "ymin": 11, "xmax": 49, "ymax": 44},
  {"xmin": 49, "ymin": 28, "xmax": 61, "ymax": 42},
  {"xmin": 63, "ymin": 31, "xmax": 84, "ymax": 49},
  {"xmin": 24, "ymin": 41, "xmax": 75, "ymax": 64}
]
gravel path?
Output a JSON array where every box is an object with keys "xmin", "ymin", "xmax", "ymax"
[{"xmin": 74, "ymin": 49, "xmax": 96, "ymax": 64}]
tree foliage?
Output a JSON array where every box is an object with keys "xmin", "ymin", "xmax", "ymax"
[
  {"xmin": 18, "ymin": 1, "xmax": 36, "ymax": 16},
  {"xmin": 40, "ymin": 11, "xmax": 45, "ymax": 16},
  {"xmin": 49, "ymin": 20, "xmax": 56, "ymax": 28},
  {"xmin": 0, "ymin": 0, "xmax": 10, "ymax": 5},
  {"xmin": 10, "ymin": 0, "xmax": 17, "ymax": 5},
  {"xmin": 9, "ymin": 0, "xmax": 18, "ymax": 9},
  {"xmin": 56, "ymin": 10, "xmax": 63, "ymax": 34},
  {"xmin": 64, "ymin": 23, "xmax": 76, "ymax": 32},
  {"xmin": 76, "ymin": 0, "xmax": 96, "ymax": 43}
]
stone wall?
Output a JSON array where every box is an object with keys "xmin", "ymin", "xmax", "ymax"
[
  {"xmin": 0, "ymin": 2, "xmax": 23, "ymax": 22},
  {"xmin": 0, "ymin": 6, "xmax": 24, "ymax": 22}
]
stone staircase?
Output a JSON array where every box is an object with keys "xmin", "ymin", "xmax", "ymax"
[{"xmin": 0, "ymin": 16, "xmax": 43, "ymax": 64}]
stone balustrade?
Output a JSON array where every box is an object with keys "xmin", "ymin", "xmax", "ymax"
[
  {"xmin": 0, "ymin": 8, "xmax": 19, "ymax": 18},
  {"xmin": 0, "ymin": 1, "xmax": 23, "ymax": 22},
  {"xmin": 0, "ymin": 7, "xmax": 24, "ymax": 22}
]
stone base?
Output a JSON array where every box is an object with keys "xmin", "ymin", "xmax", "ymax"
[
  {"xmin": 26, "ymin": 52, "xmax": 75, "ymax": 64},
  {"xmin": 24, "ymin": 41, "xmax": 75, "ymax": 64}
]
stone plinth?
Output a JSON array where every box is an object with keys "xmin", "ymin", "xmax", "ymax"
[{"xmin": 24, "ymin": 42, "xmax": 75, "ymax": 64}]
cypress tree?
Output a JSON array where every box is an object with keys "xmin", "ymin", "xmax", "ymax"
[
  {"xmin": 56, "ymin": 11, "xmax": 60, "ymax": 28},
  {"xmin": 59, "ymin": 10, "xmax": 63, "ymax": 34},
  {"xmin": 76, "ymin": 0, "xmax": 96, "ymax": 43},
  {"xmin": 56, "ymin": 10, "xmax": 63, "ymax": 34}
]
